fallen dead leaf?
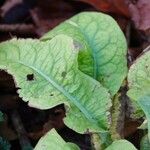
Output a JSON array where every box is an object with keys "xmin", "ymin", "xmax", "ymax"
[{"xmin": 77, "ymin": 0, "xmax": 150, "ymax": 33}]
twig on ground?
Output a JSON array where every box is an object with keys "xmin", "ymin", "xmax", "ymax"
[{"xmin": 0, "ymin": 24, "xmax": 36, "ymax": 34}]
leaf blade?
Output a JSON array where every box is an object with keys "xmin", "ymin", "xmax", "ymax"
[
  {"xmin": 42, "ymin": 12, "xmax": 127, "ymax": 96},
  {"xmin": 0, "ymin": 35, "xmax": 111, "ymax": 133},
  {"xmin": 138, "ymin": 95, "xmax": 150, "ymax": 141},
  {"xmin": 127, "ymin": 49, "xmax": 150, "ymax": 118},
  {"xmin": 34, "ymin": 129, "xmax": 80, "ymax": 150},
  {"xmin": 105, "ymin": 140, "xmax": 137, "ymax": 150}
]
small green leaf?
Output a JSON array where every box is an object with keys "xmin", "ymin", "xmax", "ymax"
[
  {"xmin": 0, "ymin": 35, "xmax": 111, "ymax": 133},
  {"xmin": 138, "ymin": 95, "xmax": 150, "ymax": 141},
  {"xmin": 127, "ymin": 49, "xmax": 150, "ymax": 118},
  {"xmin": 140, "ymin": 134, "xmax": 150, "ymax": 150},
  {"xmin": 42, "ymin": 12, "xmax": 127, "ymax": 96},
  {"xmin": 34, "ymin": 129, "xmax": 80, "ymax": 150},
  {"xmin": 105, "ymin": 140, "xmax": 137, "ymax": 150}
]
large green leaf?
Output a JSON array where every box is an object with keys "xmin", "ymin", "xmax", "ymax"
[
  {"xmin": 34, "ymin": 129, "xmax": 79, "ymax": 150},
  {"xmin": 0, "ymin": 35, "xmax": 111, "ymax": 133},
  {"xmin": 127, "ymin": 50, "xmax": 150, "ymax": 117},
  {"xmin": 42, "ymin": 12, "xmax": 127, "ymax": 96},
  {"xmin": 105, "ymin": 140, "xmax": 137, "ymax": 150},
  {"xmin": 138, "ymin": 95, "xmax": 150, "ymax": 141}
]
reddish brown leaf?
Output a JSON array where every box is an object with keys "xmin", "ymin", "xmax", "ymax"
[
  {"xmin": 78, "ymin": 0, "xmax": 150, "ymax": 33},
  {"xmin": 77, "ymin": 0, "xmax": 130, "ymax": 17}
]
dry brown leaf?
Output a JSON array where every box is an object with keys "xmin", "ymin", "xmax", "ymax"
[
  {"xmin": 77, "ymin": 0, "xmax": 130, "ymax": 17},
  {"xmin": 78, "ymin": 0, "xmax": 150, "ymax": 33},
  {"xmin": 128, "ymin": 0, "xmax": 150, "ymax": 32}
]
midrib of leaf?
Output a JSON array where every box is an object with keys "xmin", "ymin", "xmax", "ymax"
[
  {"xmin": 18, "ymin": 60, "xmax": 100, "ymax": 126},
  {"xmin": 84, "ymin": 31, "xmax": 98, "ymax": 80},
  {"xmin": 68, "ymin": 21, "xmax": 98, "ymax": 80}
]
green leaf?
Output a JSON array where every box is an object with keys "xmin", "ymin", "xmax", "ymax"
[
  {"xmin": 42, "ymin": 12, "xmax": 127, "ymax": 96},
  {"xmin": 127, "ymin": 49, "xmax": 150, "ymax": 118},
  {"xmin": 138, "ymin": 95, "xmax": 150, "ymax": 141},
  {"xmin": 105, "ymin": 140, "xmax": 137, "ymax": 150},
  {"xmin": 0, "ymin": 35, "xmax": 111, "ymax": 133},
  {"xmin": 34, "ymin": 129, "xmax": 79, "ymax": 150},
  {"xmin": 140, "ymin": 134, "xmax": 150, "ymax": 150}
]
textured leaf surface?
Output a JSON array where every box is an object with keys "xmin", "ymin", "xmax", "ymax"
[
  {"xmin": 42, "ymin": 12, "xmax": 127, "ymax": 96},
  {"xmin": 138, "ymin": 96, "xmax": 150, "ymax": 141},
  {"xmin": 34, "ymin": 129, "xmax": 79, "ymax": 150},
  {"xmin": 0, "ymin": 35, "xmax": 111, "ymax": 133},
  {"xmin": 105, "ymin": 140, "xmax": 137, "ymax": 150},
  {"xmin": 127, "ymin": 50, "xmax": 150, "ymax": 117}
]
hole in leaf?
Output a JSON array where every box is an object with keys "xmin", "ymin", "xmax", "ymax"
[
  {"xmin": 26, "ymin": 74, "xmax": 34, "ymax": 81},
  {"xmin": 61, "ymin": 71, "xmax": 67, "ymax": 78},
  {"xmin": 50, "ymin": 93, "xmax": 54, "ymax": 96}
]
